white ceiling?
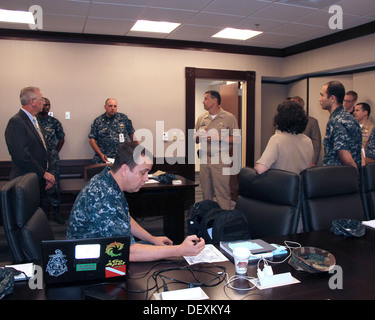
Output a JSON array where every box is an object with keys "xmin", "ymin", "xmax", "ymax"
[{"xmin": 0, "ymin": 0, "xmax": 374, "ymax": 49}]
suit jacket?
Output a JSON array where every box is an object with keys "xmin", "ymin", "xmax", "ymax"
[
  {"xmin": 5, "ymin": 109, "xmax": 55, "ymax": 180},
  {"xmin": 304, "ymin": 116, "xmax": 322, "ymax": 165}
]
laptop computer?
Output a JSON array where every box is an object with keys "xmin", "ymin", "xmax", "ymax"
[{"xmin": 41, "ymin": 236, "xmax": 130, "ymax": 285}]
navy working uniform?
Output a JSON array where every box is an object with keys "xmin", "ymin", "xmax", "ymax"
[
  {"xmin": 323, "ymin": 105, "xmax": 362, "ymax": 169},
  {"xmin": 89, "ymin": 112, "xmax": 135, "ymax": 164},
  {"xmin": 66, "ymin": 166, "xmax": 135, "ymax": 244},
  {"xmin": 365, "ymin": 129, "xmax": 375, "ymax": 160},
  {"xmin": 38, "ymin": 115, "xmax": 65, "ymax": 207}
]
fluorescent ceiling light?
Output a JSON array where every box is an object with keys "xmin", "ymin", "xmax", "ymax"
[
  {"xmin": 0, "ymin": 9, "xmax": 35, "ymax": 24},
  {"xmin": 131, "ymin": 20, "xmax": 180, "ymax": 34},
  {"xmin": 212, "ymin": 28, "xmax": 263, "ymax": 41}
]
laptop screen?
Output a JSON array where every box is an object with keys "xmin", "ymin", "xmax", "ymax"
[{"xmin": 41, "ymin": 236, "xmax": 130, "ymax": 285}]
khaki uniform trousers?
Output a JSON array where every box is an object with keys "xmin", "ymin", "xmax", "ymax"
[{"xmin": 199, "ymin": 155, "xmax": 231, "ymax": 210}]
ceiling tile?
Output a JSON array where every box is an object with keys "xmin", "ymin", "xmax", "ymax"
[
  {"xmin": 270, "ymin": 22, "xmax": 325, "ymax": 36},
  {"xmin": 294, "ymin": 9, "xmax": 335, "ymax": 26},
  {"xmin": 203, "ymin": 0, "xmax": 271, "ymax": 16},
  {"xmin": 0, "ymin": 0, "xmax": 33, "ymax": 11},
  {"xmin": 167, "ymin": 24, "xmax": 220, "ymax": 41},
  {"xmin": 84, "ymin": 17, "xmax": 134, "ymax": 35},
  {"xmin": 89, "ymin": 2, "xmax": 145, "ymax": 20},
  {"xmin": 138, "ymin": 7, "xmax": 198, "ymax": 23},
  {"xmin": 149, "ymin": 0, "xmax": 213, "ymax": 11},
  {"xmin": 42, "ymin": 13, "xmax": 87, "ymax": 33},
  {"xmin": 31, "ymin": 0, "xmax": 90, "ymax": 16},
  {"xmin": 185, "ymin": 12, "xmax": 245, "ymax": 28},
  {"xmin": 252, "ymin": 2, "xmax": 317, "ymax": 22},
  {"xmin": 337, "ymin": 0, "xmax": 375, "ymax": 16},
  {"xmin": 274, "ymin": 0, "xmax": 341, "ymax": 9},
  {"xmin": 93, "ymin": 0, "xmax": 151, "ymax": 5},
  {"xmin": 232, "ymin": 17, "xmax": 287, "ymax": 32}
]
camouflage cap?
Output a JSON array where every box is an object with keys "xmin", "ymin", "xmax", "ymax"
[
  {"xmin": 156, "ymin": 173, "xmax": 178, "ymax": 184},
  {"xmin": 331, "ymin": 219, "xmax": 365, "ymax": 238},
  {"xmin": 288, "ymin": 247, "xmax": 336, "ymax": 273}
]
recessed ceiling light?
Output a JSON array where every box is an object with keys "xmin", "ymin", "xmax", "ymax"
[
  {"xmin": 0, "ymin": 9, "xmax": 35, "ymax": 24},
  {"xmin": 212, "ymin": 28, "xmax": 263, "ymax": 41},
  {"xmin": 130, "ymin": 20, "xmax": 180, "ymax": 34}
]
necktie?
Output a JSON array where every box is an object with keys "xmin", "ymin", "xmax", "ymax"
[{"xmin": 33, "ymin": 117, "xmax": 47, "ymax": 150}]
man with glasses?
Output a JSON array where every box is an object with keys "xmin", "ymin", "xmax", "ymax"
[
  {"xmin": 37, "ymin": 97, "xmax": 66, "ymax": 224},
  {"xmin": 343, "ymin": 90, "xmax": 358, "ymax": 115},
  {"xmin": 5, "ymin": 86, "xmax": 56, "ymax": 214}
]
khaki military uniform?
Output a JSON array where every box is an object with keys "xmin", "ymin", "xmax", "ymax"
[{"xmin": 195, "ymin": 108, "xmax": 239, "ymax": 210}]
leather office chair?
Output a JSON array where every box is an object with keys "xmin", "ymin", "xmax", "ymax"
[
  {"xmin": 360, "ymin": 162, "xmax": 375, "ymax": 220},
  {"xmin": 84, "ymin": 163, "xmax": 112, "ymax": 180},
  {"xmin": 300, "ymin": 166, "xmax": 365, "ymax": 232},
  {"xmin": 235, "ymin": 167, "xmax": 301, "ymax": 239},
  {"xmin": 1, "ymin": 173, "xmax": 54, "ymax": 263}
]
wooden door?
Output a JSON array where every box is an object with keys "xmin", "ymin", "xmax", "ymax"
[{"xmin": 220, "ymin": 82, "xmax": 241, "ymax": 201}]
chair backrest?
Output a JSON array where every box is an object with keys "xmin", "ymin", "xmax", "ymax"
[
  {"xmin": 360, "ymin": 162, "xmax": 375, "ymax": 220},
  {"xmin": 84, "ymin": 163, "xmax": 112, "ymax": 180},
  {"xmin": 1, "ymin": 173, "xmax": 54, "ymax": 263},
  {"xmin": 300, "ymin": 166, "xmax": 365, "ymax": 232},
  {"xmin": 235, "ymin": 167, "xmax": 301, "ymax": 239}
]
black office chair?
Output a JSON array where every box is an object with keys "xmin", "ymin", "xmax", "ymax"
[
  {"xmin": 235, "ymin": 167, "xmax": 301, "ymax": 239},
  {"xmin": 360, "ymin": 162, "xmax": 375, "ymax": 220},
  {"xmin": 1, "ymin": 173, "xmax": 54, "ymax": 263},
  {"xmin": 84, "ymin": 163, "xmax": 112, "ymax": 180},
  {"xmin": 300, "ymin": 166, "xmax": 365, "ymax": 232}
]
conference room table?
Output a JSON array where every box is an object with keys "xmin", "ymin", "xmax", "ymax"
[{"xmin": 5, "ymin": 227, "xmax": 375, "ymax": 301}]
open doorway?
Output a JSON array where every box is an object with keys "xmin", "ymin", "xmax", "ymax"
[
  {"xmin": 195, "ymin": 80, "xmax": 244, "ymax": 200},
  {"xmin": 185, "ymin": 67, "xmax": 256, "ymax": 199}
]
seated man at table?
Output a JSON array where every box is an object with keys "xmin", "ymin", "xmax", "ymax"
[{"xmin": 67, "ymin": 142, "xmax": 205, "ymax": 261}]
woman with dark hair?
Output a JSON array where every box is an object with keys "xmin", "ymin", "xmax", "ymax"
[{"xmin": 255, "ymin": 100, "xmax": 314, "ymax": 175}]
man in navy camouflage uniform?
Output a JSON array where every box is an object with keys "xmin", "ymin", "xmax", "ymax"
[
  {"xmin": 89, "ymin": 98, "xmax": 136, "ymax": 164},
  {"xmin": 365, "ymin": 129, "xmax": 375, "ymax": 162},
  {"xmin": 37, "ymin": 97, "xmax": 65, "ymax": 224},
  {"xmin": 67, "ymin": 142, "xmax": 205, "ymax": 262},
  {"xmin": 319, "ymin": 81, "xmax": 362, "ymax": 170}
]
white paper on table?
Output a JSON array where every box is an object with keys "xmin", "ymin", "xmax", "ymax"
[
  {"xmin": 184, "ymin": 244, "xmax": 229, "ymax": 265},
  {"xmin": 4, "ymin": 263, "xmax": 34, "ymax": 281},
  {"xmin": 362, "ymin": 219, "xmax": 375, "ymax": 229}
]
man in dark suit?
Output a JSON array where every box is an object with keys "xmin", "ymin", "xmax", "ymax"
[{"xmin": 5, "ymin": 86, "xmax": 56, "ymax": 213}]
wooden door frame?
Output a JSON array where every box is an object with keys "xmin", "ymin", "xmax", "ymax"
[{"xmin": 185, "ymin": 67, "xmax": 256, "ymax": 181}]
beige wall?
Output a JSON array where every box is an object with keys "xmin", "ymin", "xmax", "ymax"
[
  {"xmin": 1, "ymin": 32, "xmax": 375, "ymax": 164},
  {"xmin": 0, "ymin": 38, "xmax": 282, "ymax": 162},
  {"xmin": 282, "ymin": 33, "xmax": 375, "ymax": 79}
]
